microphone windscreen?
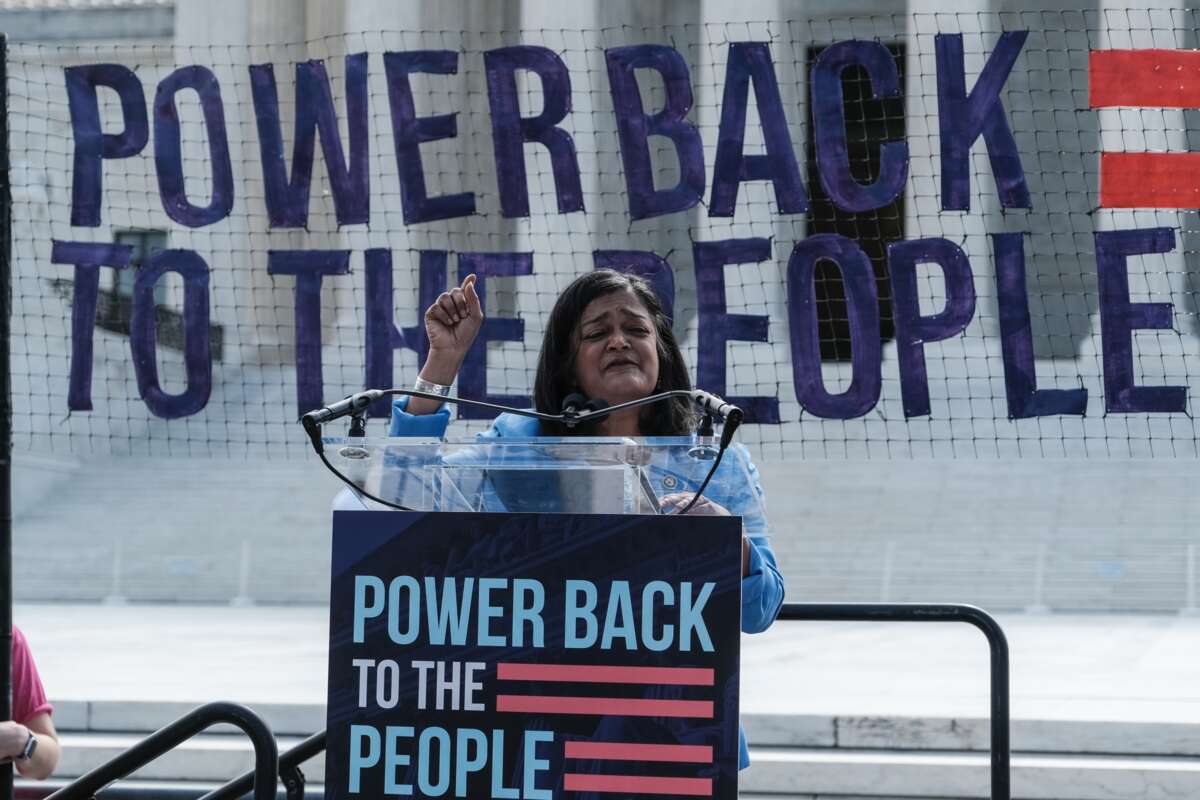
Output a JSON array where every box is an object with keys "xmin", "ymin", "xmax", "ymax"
[{"xmin": 561, "ymin": 392, "xmax": 589, "ymax": 412}]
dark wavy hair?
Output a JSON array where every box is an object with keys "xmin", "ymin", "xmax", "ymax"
[{"xmin": 533, "ymin": 270, "xmax": 694, "ymax": 436}]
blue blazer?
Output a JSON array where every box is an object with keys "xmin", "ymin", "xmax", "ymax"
[{"xmin": 387, "ymin": 396, "xmax": 786, "ymax": 768}]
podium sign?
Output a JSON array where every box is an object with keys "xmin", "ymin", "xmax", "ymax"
[{"xmin": 326, "ymin": 510, "xmax": 742, "ymax": 799}]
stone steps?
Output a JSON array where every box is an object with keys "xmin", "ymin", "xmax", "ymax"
[
  {"xmin": 54, "ymin": 700, "xmax": 324, "ymax": 738},
  {"xmin": 16, "ymin": 777, "xmax": 323, "ymax": 800},
  {"xmin": 45, "ymin": 702, "xmax": 1200, "ymax": 800},
  {"xmin": 56, "ymin": 731, "xmax": 325, "ymax": 784},
  {"xmin": 57, "ymin": 701, "xmax": 1200, "ymax": 757},
  {"xmin": 744, "ymin": 748, "xmax": 1200, "ymax": 799},
  {"xmin": 744, "ymin": 713, "xmax": 1200, "ymax": 757},
  {"xmin": 46, "ymin": 733, "xmax": 1200, "ymax": 800}
]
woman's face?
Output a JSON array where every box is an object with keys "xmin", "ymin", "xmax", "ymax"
[{"xmin": 572, "ymin": 288, "xmax": 660, "ymax": 406}]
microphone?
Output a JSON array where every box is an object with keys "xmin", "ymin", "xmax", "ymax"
[
  {"xmin": 300, "ymin": 386, "xmax": 743, "ymax": 515},
  {"xmin": 560, "ymin": 393, "xmax": 611, "ymax": 427},
  {"xmin": 690, "ymin": 389, "xmax": 739, "ymax": 421},
  {"xmin": 301, "ymin": 390, "xmax": 385, "ymax": 426},
  {"xmin": 690, "ymin": 389, "xmax": 744, "ymax": 449},
  {"xmin": 301, "ymin": 390, "xmax": 385, "ymax": 453},
  {"xmin": 560, "ymin": 392, "xmax": 589, "ymax": 427},
  {"xmin": 301, "ymin": 387, "xmax": 560, "ymax": 505}
]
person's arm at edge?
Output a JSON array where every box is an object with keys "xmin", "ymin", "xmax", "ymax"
[{"xmin": 5, "ymin": 713, "xmax": 59, "ymax": 780}]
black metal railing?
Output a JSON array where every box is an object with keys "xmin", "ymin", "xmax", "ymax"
[
  {"xmin": 44, "ymin": 702, "xmax": 277, "ymax": 800},
  {"xmin": 779, "ymin": 602, "xmax": 1010, "ymax": 800},
  {"xmin": 205, "ymin": 730, "xmax": 326, "ymax": 800},
  {"xmin": 37, "ymin": 607, "xmax": 1007, "ymax": 800},
  {"xmin": 210, "ymin": 603, "xmax": 1010, "ymax": 800}
]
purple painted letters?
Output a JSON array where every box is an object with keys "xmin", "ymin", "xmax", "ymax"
[
  {"xmin": 693, "ymin": 239, "xmax": 780, "ymax": 423},
  {"xmin": 129, "ymin": 249, "xmax": 212, "ymax": 418},
  {"xmin": 605, "ymin": 45, "xmax": 705, "ymax": 221},
  {"xmin": 812, "ymin": 41, "xmax": 907, "ymax": 213},
  {"xmin": 992, "ymin": 233, "xmax": 1087, "ymax": 418},
  {"xmin": 484, "ymin": 46, "xmax": 583, "ymax": 217},
  {"xmin": 1094, "ymin": 228, "xmax": 1186, "ymax": 413},
  {"xmin": 267, "ymin": 250, "xmax": 352, "ymax": 415},
  {"xmin": 64, "ymin": 64, "xmax": 148, "ymax": 227},
  {"xmin": 888, "ymin": 238, "xmax": 976, "ymax": 417},
  {"xmin": 935, "ymin": 32, "xmax": 1031, "ymax": 211},
  {"xmin": 154, "ymin": 66, "xmax": 233, "ymax": 227},
  {"xmin": 383, "ymin": 51, "xmax": 476, "ymax": 224},
  {"xmin": 249, "ymin": 54, "xmax": 370, "ymax": 228},
  {"xmin": 51, "ymin": 240, "xmax": 133, "ymax": 410},
  {"xmin": 709, "ymin": 42, "xmax": 807, "ymax": 217},
  {"xmin": 786, "ymin": 234, "xmax": 882, "ymax": 418}
]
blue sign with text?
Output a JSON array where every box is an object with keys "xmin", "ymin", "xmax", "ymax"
[{"xmin": 326, "ymin": 510, "xmax": 742, "ymax": 799}]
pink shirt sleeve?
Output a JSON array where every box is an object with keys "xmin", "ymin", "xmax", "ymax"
[{"xmin": 11, "ymin": 627, "xmax": 52, "ymax": 723}]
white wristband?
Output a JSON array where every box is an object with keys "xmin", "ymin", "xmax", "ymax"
[{"xmin": 413, "ymin": 376, "xmax": 452, "ymax": 397}]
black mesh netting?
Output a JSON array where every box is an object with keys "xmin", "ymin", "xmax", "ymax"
[{"xmin": 10, "ymin": 12, "xmax": 1200, "ymax": 459}]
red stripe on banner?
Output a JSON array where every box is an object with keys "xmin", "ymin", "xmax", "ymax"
[
  {"xmin": 1100, "ymin": 152, "xmax": 1200, "ymax": 207},
  {"xmin": 564, "ymin": 741, "xmax": 713, "ymax": 763},
  {"xmin": 496, "ymin": 662, "xmax": 715, "ymax": 685},
  {"xmin": 1090, "ymin": 49, "xmax": 1200, "ymax": 107},
  {"xmin": 564, "ymin": 773, "xmax": 712, "ymax": 796},
  {"xmin": 495, "ymin": 694, "xmax": 713, "ymax": 718}
]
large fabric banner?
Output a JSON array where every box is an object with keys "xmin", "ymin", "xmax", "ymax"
[
  {"xmin": 11, "ymin": 12, "xmax": 1200, "ymax": 458},
  {"xmin": 326, "ymin": 511, "xmax": 742, "ymax": 799}
]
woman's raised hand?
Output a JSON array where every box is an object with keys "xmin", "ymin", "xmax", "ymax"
[
  {"xmin": 407, "ymin": 274, "xmax": 483, "ymax": 415},
  {"xmin": 423, "ymin": 274, "xmax": 483, "ymax": 376}
]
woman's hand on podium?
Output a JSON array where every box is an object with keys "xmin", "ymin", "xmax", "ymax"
[
  {"xmin": 661, "ymin": 493, "xmax": 751, "ymax": 578},
  {"xmin": 410, "ymin": 274, "xmax": 484, "ymax": 415},
  {"xmin": 660, "ymin": 493, "xmax": 730, "ymax": 516}
]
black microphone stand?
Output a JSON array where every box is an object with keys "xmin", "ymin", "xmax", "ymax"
[
  {"xmin": 301, "ymin": 388, "xmax": 743, "ymax": 515},
  {"xmin": 302, "ymin": 390, "xmax": 573, "ymax": 511},
  {"xmin": 548, "ymin": 389, "xmax": 744, "ymax": 514}
]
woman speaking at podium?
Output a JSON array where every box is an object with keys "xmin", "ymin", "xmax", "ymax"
[{"xmin": 390, "ymin": 269, "xmax": 785, "ymax": 770}]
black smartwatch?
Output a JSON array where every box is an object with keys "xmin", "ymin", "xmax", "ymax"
[{"xmin": 16, "ymin": 731, "xmax": 36, "ymax": 761}]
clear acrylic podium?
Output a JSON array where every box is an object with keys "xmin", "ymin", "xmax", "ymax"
[
  {"xmin": 325, "ymin": 435, "xmax": 768, "ymax": 535},
  {"xmin": 323, "ymin": 435, "xmax": 751, "ymax": 800}
]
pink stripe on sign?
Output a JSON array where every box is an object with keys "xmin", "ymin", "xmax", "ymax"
[
  {"xmin": 495, "ymin": 694, "xmax": 713, "ymax": 718},
  {"xmin": 565, "ymin": 741, "xmax": 713, "ymax": 763},
  {"xmin": 496, "ymin": 662, "xmax": 714, "ymax": 686},
  {"xmin": 564, "ymin": 773, "xmax": 712, "ymax": 796}
]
